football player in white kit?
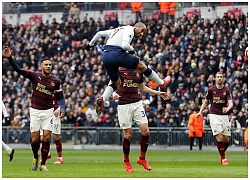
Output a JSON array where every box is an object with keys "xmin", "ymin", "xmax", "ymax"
[{"xmin": 84, "ymin": 22, "xmax": 171, "ymax": 115}]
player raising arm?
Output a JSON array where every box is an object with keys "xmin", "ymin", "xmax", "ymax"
[
  {"xmin": 84, "ymin": 22, "xmax": 171, "ymax": 115},
  {"xmin": 112, "ymin": 67, "xmax": 169, "ymax": 172},
  {"xmin": 4, "ymin": 46, "xmax": 65, "ymax": 171},
  {"xmin": 196, "ymin": 72, "xmax": 233, "ymax": 165}
]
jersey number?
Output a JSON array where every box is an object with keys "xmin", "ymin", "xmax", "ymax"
[{"xmin": 110, "ymin": 27, "xmax": 124, "ymax": 39}]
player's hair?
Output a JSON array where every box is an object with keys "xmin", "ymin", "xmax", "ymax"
[
  {"xmin": 41, "ymin": 58, "xmax": 51, "ymax": 63},
  {"xmin": 215, "ymin": 71, "xmax": 224, "ymax": 77},
  {"xmin": 134, "ymin": 22, "xmax": 146, "ymax": 29}
]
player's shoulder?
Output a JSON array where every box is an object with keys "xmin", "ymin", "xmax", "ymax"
[
  {"xmin": 123, "ymin": 25, "xmax": 134, "ymax": 31},
  {"xmin": 208, "ymin": 85, "xmax": 216, "ymax": 91},
  {"xmin": 51, "ymin": 74, "xmax": 60, "ymax": 81}
]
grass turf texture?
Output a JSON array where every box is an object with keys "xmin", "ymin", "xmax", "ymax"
[{"xmin": 2, "ymin": 149, "xmax": 248, "ymax": 178}]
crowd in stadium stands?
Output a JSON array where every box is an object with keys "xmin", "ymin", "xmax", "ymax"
[{"xmin": 2, "ymin": 4, "xmax": 248, "ymax": 143}]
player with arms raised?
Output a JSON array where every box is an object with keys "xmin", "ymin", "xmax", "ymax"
[
  {"xmin": 113, "ymin": 67, "xmax": 169, "ymax": 172},
  {"xmin": 196, "ymin": 72, "xmax": 233, "ymax": 165},
  {"xmin": 4, "ymin": 46, "xmax": 66, "ymax": 171}
]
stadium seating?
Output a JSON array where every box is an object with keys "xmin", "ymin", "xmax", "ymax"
[
  {"xmin": 186, "ymin": 9, "xmax": 201, "ymax": 19},
  {"xmin": 220, "ymin": 2, "xmax": 233, "ymax": 6},
  {"xmin": 104, "ymin": 11, "xmax": 118, "ymax": 21},
  {"xmin": 29, "ymin": 14, "xmax": 43, "ymax": 23},
  {"xmin": 2, "ymin": 15, "xmax": 6, "ymax": 24},
  {"xmin": 152, "ymin": 10, "xmax": 161, "ymax": 20},
  {"xmin": 227, "ymin": 7, "xmax": 242, "ymax": 17},
  {"xmin": 119, "ymin": 2, "xmax": 129, "ymax": 10}
]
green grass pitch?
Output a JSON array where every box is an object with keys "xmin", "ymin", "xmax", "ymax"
[{"xmin": 2, "ymin": 149, "xmax": 248, "ymax": 178}]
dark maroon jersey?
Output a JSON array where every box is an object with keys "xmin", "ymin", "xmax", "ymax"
[
  {"xmin": 205, "ymin": 85, "xmax": 232, "ymax": 115},
  {"xmin": 24, "ymin": 71, "xmax": 62, "ymax": 110},
  {"xmin": 53, "ymin": 93, "xmax": 59, "ymax": 110},
  {"xmin": 117, "ymin": 67, "xmax": 143, "ymax": 105}
]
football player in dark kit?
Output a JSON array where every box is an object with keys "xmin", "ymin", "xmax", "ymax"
[
  {"xmin": 113, "ymin": 67, "xmax": 169, "ymax": 172},
  {"xmin": 4, "ymin": 46, "xmax": 65, "ymax": 171},
  {"xmin": 196, "ymin": 71, "xmax": 233, "ymax": 165}
]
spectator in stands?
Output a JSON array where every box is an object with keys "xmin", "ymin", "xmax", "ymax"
[
  {"xmin": 130, "ymin": 2, "xmax": 142, "ymax": 23},
  {"xmin": 68, "ymin": 2, "xmax": 80, "ymax": 19}
]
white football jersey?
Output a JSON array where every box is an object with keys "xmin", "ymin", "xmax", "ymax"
[{"xmin": 89, "ymin": 25, "xmax": 134, "ymax": 51}]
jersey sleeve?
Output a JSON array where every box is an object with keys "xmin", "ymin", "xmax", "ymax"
[
  {"xmin": 205, "ymin": 88, "xmax": 212, "ymax": 102},
  {"xmin": 89, "ymin": 29, "xmax": 113, "ymax": 46},
  {"xmin": 121, "ymin": 28, "xmax": 134, "ymax": 51}
]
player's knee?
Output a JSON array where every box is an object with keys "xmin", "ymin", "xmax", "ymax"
[
  {"xmin": 136, "ymin": 61, "xmax": 147, "ymax": 72},
  {"xmin": 53, "ymin": 135, "xmax": 60, "ymax": 141},
  {"xmin": 141, "ymin": 129, "xmax": 150, "ymax": 136},
  {"xmin": 31, "ymin": 138, "xmax": 40, "ymax": 144},
  {"xmin": 125, "ymin": 134, "xmax": 132, "ymax": 140},
  {"xmin": 42, "ymin": 135, "xmax": 51, "ymax": 142},
  {"xmin": 113, "ymin": 79, "xmax": 121, "ymax": 88}
]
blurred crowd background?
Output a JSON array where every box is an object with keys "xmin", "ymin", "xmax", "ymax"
[{"xmin": 2, "ymin": 2, "xmax": 248, "ymax": 144}]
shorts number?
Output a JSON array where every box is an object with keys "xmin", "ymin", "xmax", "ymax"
[
  {"xmin": 141, "ymin": 111, "xmax": 146, "ymax": 117},
  {"xmin": 54, "ymin": 124, "xmax": 59, "ymax": 130}
]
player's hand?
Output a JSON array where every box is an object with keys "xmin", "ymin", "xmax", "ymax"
[
  {"xmin": 128, "ymin": 51, "xmax": 136, "ymax": 55},
  {"xmin": 112, "ymin": 92, "xmax": 121, "ymax": 100},
  {"xmin": 53, "ymin": 109, "xmax": 60, "ymax": 117},
  {"xmin": 60, "ymin": 111, "xmax": 65, "ymax": 119},
  {"xmin": 84, "ymin": 44, "xmax": 92, "ymax": 51},
  {"xmin": 4, "ymin": 117, "xmax": 10, "ymax": 122},
  {"xmin": 196, "ymin": 112, "xmax": 201, "ymax": 117},
  {"xmin": 222, "ymin": 107, "xmax": 229, "ymax": 113},
  {"xmin": 4, "ymin": 46, "xmax": 12, "ymax": 57},
  {"xmin": 158, "ymin": 92, "xmax": 170, "ymax": 100}
]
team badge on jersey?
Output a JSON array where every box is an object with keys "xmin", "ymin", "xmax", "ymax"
[
  {"xmin": 136, "ymin": 73, "xmax": 140, "ymax": 77},
  {"xmin": 38, "ymin": 76, "xmax": 41, "ymax": 80},
  {"xmin": 51, "ymin": 82, "xmax": 55, "ymax": 86},
  {"xmin": 223, "ymin": 92, "xmax": 226, "ymax": 95}
]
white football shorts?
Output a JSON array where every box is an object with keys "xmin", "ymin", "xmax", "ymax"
[
  {"xmin": 209, "ymin": 114, "xmax": 231, "ymax": 136},
  {"xmin": 117, "ymin": 100, "xmax": 148, "ymax": 129},
  {"xmin": 30, "ymin": 107, "xmax": 54, "ymax": 132},
  {"xmin": 52, "ymin": 115, "xmax": 61, "ymax": 135},
  {"xmin": 39, "ymin": 115, "xmax": 61, "ymax": 135}
]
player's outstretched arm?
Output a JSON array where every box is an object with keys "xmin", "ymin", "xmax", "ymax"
[
  {"xmin": 4, "ymin": 46, "xmax": 26, "ymax": 75},
  {"xmin": 138, "ymin": 83, "xmax": 169, "ymax": 100},
  {"xmin": 84, "ymin": 30, "xmax": 113, "ymax": 51}
]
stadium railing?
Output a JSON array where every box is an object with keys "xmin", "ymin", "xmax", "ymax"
[{"xmin": 2, "ymin": 126, "xmax": 245, "ymax": 148}]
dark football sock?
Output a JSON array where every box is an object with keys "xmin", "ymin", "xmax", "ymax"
[
  {"xmin": 224, "ymin": 142, "xmax": 229, "ymax": 152},
  {"xmin": 31, "ymin": 141, "xmax": 40, "ymax": 159},
  {"xmin": 140, "ymin": 135, "xmax": 149, "ymax": 160},
  {"xmin": 123, "ymin": 138, "xmax": 130, "ymax": 162},
  {"xmin": 55, "ymin": 139, "xmax": 62, "ymax": 157},
  {"xmin": 41, "ymin": 141, "xmax": 50, "ymax": 165},
  {"xmin": 216, "ymin": 141, "xmax": 225, "ymax": 159}
]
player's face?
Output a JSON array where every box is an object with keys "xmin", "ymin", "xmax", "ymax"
[
  {"xmin": 41, "ymin": 60, "xmax": 52, "ymax": 75},
  {"xmin": 134, "ymin": 27, "xmax": 146, "ymax": 38},
  {"xmin": 215, "ymin": 74, "xmax": 224, "ymax": 85}
]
